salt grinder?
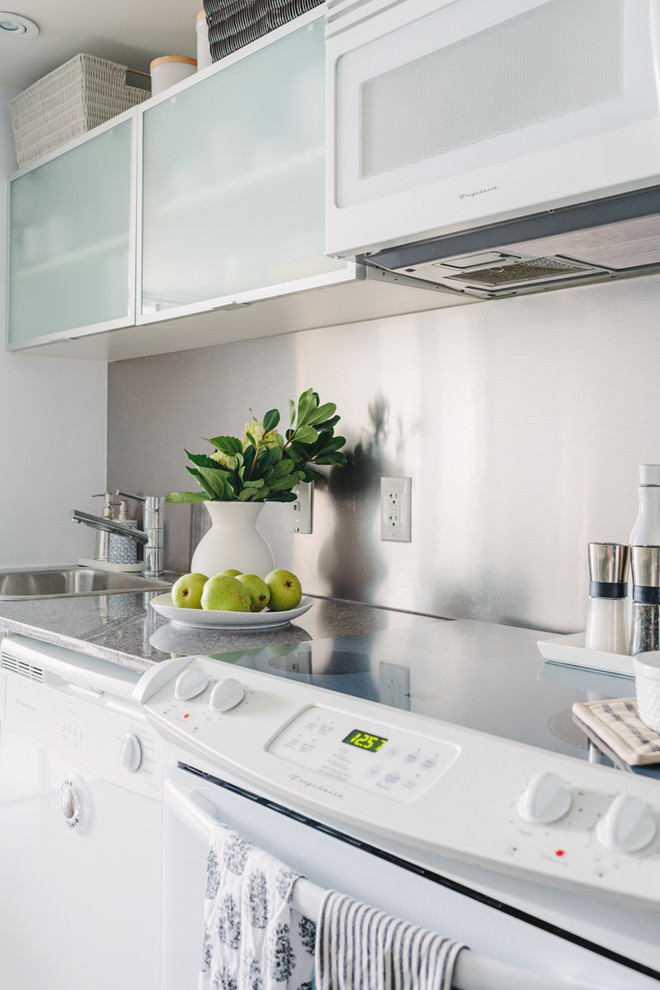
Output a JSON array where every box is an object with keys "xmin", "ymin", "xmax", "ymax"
[
  {"xmin": 630, "ymin": 545, "xmax": 660, "ymax": 656},
  {"xmin": 585, "ymin": 543, "xmax": 630, "ymax": 654}
]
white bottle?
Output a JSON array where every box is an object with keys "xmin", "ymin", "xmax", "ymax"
[
  {"xmin": 630, "ymin": 464, "xmax": 660, "ymax": 546},
  {"xmin": 627, "ymin": 465, "xmax": 660, "ymax": 637}
]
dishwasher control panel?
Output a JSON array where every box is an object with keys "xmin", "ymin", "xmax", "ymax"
[
  {"xmin": 135, "ymin": 653, "xmax": 660, "ymax": 911},
  {"xmin": 0, "ymin": 635, "xmax": 163, "ymax": 798}
]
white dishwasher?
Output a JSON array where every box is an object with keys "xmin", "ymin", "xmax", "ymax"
[
  {"xmin": 135, "ymin": 632, "xmax": 660, "ymax": 990},
  {"xmin": 0, "ymin": 634, "xmax": 163, "ymax": 990}
]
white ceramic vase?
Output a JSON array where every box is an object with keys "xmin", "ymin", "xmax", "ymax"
[{"xmin": 190, "ymin": 501, "xmax": 274, "ymax": 578}]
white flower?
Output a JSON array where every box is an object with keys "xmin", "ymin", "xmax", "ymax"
[
  {"xmin": 242, "ymin": 419, "xmax": 280, "ymax": 449},
  {"xmin": 209, "ymin": 450, "xmax": 237, "ymax": 470}
]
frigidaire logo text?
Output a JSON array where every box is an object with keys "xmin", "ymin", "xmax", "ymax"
[
  {"xmin": 459, "ymin": 186, "xmax": 497, "ymax": 199},
  {"xmin": 290, "ymin": 773, "xmax": 344, "ymax": 800}
]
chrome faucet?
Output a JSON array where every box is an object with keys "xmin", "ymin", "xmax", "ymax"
[
  {"xmin": 116, "ymin": 492, "xmax": 165, "ymax": 577},
  {"xmin": 71, "ymin": 492, "xmax": 165, "ymax": 577}
]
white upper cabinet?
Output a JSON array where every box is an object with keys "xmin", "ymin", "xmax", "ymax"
[
  {"xmin": 5, "ymin": 10, "xmax": 469, "ymax": 359},
  {"xmin": 140, "ymin": 13, "xmax": 348, "ymax": 320},
  {"xmin": 7, "ymin": 115, "xmax": 136, "ymax": 348}
]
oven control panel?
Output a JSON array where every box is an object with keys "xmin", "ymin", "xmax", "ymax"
[
  {"xmin": 135, "ymin": 654, "xmax": 660, "ymax": 910},
  {"xmin": 268, "ymin": 706, "xmax": 459, "ymax": 802}
]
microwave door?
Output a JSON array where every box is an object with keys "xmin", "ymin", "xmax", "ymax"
[{"xmin": 326, "ymin": 0, "xmax": 660, "ymax": 259}]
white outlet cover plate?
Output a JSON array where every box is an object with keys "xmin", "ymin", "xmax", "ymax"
[
  {"xmin": 380, "ymin": 476, "xmax": 412, "ymax": 542},
  {"xmin": 285, "ymin": 482, "xmax": 313, "ymax": 534}
]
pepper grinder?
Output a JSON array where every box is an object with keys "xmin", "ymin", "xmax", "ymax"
[
  {"xmin": 585, "ymin": 543, "xmax": 630, "ymax": 654},
  {"xmin": 630, "ymin": 545, "xmax": 660, "ymax": 656}
]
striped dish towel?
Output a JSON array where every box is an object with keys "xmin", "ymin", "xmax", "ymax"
[
  {"xmin": 314, "ymin": 890, "xmax": 466, "ymax": 990},
  {"xmin": 572, "ymin": 698, "xmax": 660, "ymax": 766}
]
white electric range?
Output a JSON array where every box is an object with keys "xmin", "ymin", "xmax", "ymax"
[{"xmin": 134, "ymin": 619, "xmax": 660, "ymax": 989}]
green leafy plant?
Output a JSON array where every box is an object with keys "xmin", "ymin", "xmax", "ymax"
[{"xmin": 166, "ymin": 388, "xmax": 347, "ymax": 504}]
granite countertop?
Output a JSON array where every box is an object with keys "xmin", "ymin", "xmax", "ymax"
[{"xmin": 0, "ymin": 590, "xmax": 441, "ymax": 673}]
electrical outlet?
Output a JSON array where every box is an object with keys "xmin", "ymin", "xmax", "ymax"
[
  {"xmin": 378, "ymin": 662, "xmax": 411, "ymax": 710},
  {"xmin": 284, "ymin": 481, "xmax": 313, "ymax": 534},
  {"xmin": 380, "ymin": 477, "xmax": 412, "ymax": 542}
]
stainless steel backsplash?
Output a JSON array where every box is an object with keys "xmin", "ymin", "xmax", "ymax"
[{"xmin": 107, "ymin": 274, "xmax": 660, "ymax": 633}]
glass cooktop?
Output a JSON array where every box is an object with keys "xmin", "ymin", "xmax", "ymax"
[{"xmin": 197, "ymin": 619, "xmax": 648, "ymax": 776}]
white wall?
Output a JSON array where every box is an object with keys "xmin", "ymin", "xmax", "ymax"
[{"xmin": 0, "ymin": 85, "xmax": 108, "ymax": 566}]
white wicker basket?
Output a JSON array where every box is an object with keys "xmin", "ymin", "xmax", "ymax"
[{"xmin": 10, "ymin": 53, "xmax": 150, "ymax": 167}]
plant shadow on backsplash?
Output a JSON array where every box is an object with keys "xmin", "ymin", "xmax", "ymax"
[
  {"xmin": 184, "ymin": 393, "xmax": 394, "ymax": 604},
  {"xmin": 317, "ymin": 393, "xmax": 392, "ymax": 603}
]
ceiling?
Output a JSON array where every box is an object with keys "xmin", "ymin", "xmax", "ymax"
[{"xmin": 0, "ymin": 0, "xmax": 202, "ymax": 91}]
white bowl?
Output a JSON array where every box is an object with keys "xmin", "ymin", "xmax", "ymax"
[
  {"xmin": 150, "ymin": 592, "xmax": 314, "ymax": 630},
  {"xmin": 633, "ymin": 651, "xmax": 660, "ymax": 732}
]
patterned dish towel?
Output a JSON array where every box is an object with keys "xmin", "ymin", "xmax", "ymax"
[
  {"xmin": 572, "ymin": 697, "xmax": 660, "ymax": 766},
  {"xmin": 315, "ymin": 890, "xmax": 467, "ymax": 990},
  {"xmin": 200, "ymin": 824, "xmax": 316, "ymax": 990}
]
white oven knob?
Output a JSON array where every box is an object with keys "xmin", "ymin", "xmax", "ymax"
[
  {"xmin": 174, "ymin": 667, "xmax": 209, "ymax": 700},
  {"xmin": 595, "ymin": 794, "xmax": 657, "ymax": 853},
  {"xmin": 60, "ymin": 775, "xmax": 90, "ymax": 831},
  {"xmin": 209, "ymin": 677, "xmax": 245, "ymax": 712},
  {"xmin": 517, "ymin": 771, "xmax": 571, "ymax": 824},
  {"xmin": 121, "ymin": 732, "xmax": 143, "ymax": 772}
]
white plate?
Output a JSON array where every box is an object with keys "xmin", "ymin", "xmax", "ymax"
[
  {"xmin": 150, "ymin": 593, "xmax": 314, "ymax": 630},
  {"xmin": 537, "ymin": 631, "xmax": 634, "ymax": 678}
]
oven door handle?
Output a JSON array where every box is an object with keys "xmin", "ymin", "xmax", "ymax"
[
  {"xmin": 164, "ymin": 778, "xmax": 326, "ymax": 920},
  {"xmin": 164, "ymin": 779, "xmax": 600, "ymax": 990}
]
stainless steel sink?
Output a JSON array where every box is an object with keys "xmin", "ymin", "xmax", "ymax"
[{"xmin": 0, "ymin": 565, "xmax": 172, "ymax": 600}]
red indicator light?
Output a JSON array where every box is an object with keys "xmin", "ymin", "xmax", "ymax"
[
  {"xmin": 555, "ymin": 849, "xmax": 565, "ymax": 857},
  {"xmin": 184, "ymin": 713, "xmax": 190, "ymax": 719}
]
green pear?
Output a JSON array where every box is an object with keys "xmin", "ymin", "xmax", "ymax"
[
  {"xmin": 171, "ymin": 572, "xmax": 208, "ymax": 609},
  {"xmin": 216, "ymin": 568, "xmax": 242, "ymax": 577},
  {"xmin": 201, "ymin": 574, "xmax": 251, "ymax": 612},
  {"xmin": 236, "ymin": 573, "xmax": 271, "ymax": 612},
  {"xmin": 264, "ymin": 568, "xmax": 302, "ymax": 611}
]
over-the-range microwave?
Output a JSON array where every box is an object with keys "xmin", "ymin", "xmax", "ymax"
[{"xmin": 325, "ymin": 0, "xmax": 660, "ymax": 298}]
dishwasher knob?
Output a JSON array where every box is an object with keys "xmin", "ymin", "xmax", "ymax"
[
  {"xmin": 174, "ymin": 667, "xmax": 210, "ymax": 700},
  {"xmin": 595, "ymin": 794, "xmax": 657, "ymax": 853},
  {"xmin": 60, "ymin": 775, "xmax": 90, "ymax": 831},
  {"xmin": 61, "ymin": 788, "xmax": 75, "ymax": 819},
  {"xmin": 121, "ymin": 732, "xmax": 143, "ymax": 772},
  {"xmin": 209, "ymin": 677, "xmax": 245, "ymax": 712},
  {"xmin": 516, "ymin": 771, "xmax": 571, "ymax": 824}
]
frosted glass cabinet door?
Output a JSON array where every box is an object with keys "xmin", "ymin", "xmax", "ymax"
[
  {"xmin": 141, "ymin": 15, "xmax": 345, "ymax": 316},
  {"xmin": 8, "ymin": 119, "xmax": 135, "ymax": 345}
]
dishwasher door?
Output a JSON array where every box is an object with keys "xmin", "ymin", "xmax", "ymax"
[
  {"xmin": 163, "ymin": 763, "xmax": 659, "ymax": 990},
  {"xmin": 0, "ymin": 650, "xmax": 163, "ymax": 990}
]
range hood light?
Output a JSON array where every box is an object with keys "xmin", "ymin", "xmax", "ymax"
[
  {"xmin": 0, "ymin": 12, "xmax": 39, "ymax": 37},
  {"xmin": 438, "ymin": 251, "xmax": 518, "ymax": 270}
]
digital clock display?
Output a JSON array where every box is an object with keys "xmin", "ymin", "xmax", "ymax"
[{"xmin": 342, "ymin": 729, "xmax": 388, "ymax": 753}]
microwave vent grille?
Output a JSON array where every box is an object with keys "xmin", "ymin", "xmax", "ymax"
[{"xmin": 326, "ymin": 0, "xmax": 399, "ymax": 37}]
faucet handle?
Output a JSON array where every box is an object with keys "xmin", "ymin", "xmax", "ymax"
[
  {"xmin": 116, "ymin": 491, "xmax": 165, "ymax": 519},
  {"xmin": 116, "ymin": 491, "xmax": 165, "ymax": 578},
  {"xmin": 116, "ymin": 490, "xmax": 165, "ymax": 505},
  {"xmin": 115, "ymin": 489, "xmax": 145, "ymax": 503}
]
